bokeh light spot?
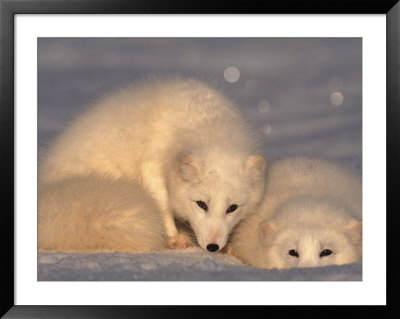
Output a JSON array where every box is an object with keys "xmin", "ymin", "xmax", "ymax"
[
  {"xmin": 257, "ymin": 100, "xmax": 271, "ymax": 113},
  {"xmin": 330, "ymin": 91, "xmax": 344, "ymax": 106},
  {"xmin": 262, "ymin": 124, "xmax": 272, "ymax": 135},
  {"xmin": 224, "ymin": 67, "xmax": 240, "ymax": 83}
]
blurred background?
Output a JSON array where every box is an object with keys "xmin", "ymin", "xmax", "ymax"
[{"xmin": 38, "ymin": 38, "xmax": 362, "ymax": 171}]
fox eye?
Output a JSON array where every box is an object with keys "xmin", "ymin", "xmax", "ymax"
[
  {"xmin": 226, "ymin": 204, "xmax": 238, "ymax": 214},
  {"xmin": 320, "ymin": 249, "xmax": 332, "ymax": 257},
  {"xmin": 288, "ymin": 249, "xmax": 299, "ymax": 257},
  {"xmin": 196, "ymin": 201, "xmax": 208, "ymax": 211}
]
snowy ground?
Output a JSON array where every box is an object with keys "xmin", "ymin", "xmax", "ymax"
[
  {"xmin": 38, "ymin": 248, "xmax": 361, "ymax": 281},
  {"xmin": 38, "ymin": 38, "xmax": 362, "ymax": 281}
]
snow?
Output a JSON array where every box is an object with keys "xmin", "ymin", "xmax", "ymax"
[
  {"xmin": 38, "ymin": 248, "xmax": 361, "ymax": 281},
  {"xmin": 38, "ymin": 38, "xmax": 362, "ymax": 281}
]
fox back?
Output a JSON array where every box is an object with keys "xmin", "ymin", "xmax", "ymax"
[{"xmin": 38, "ymin": 174, "xmax": 166, "ymax": 252}]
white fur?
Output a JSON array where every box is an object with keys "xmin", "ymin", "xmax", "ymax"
[
  {"xmin": 38, "ymin": 174, "xmax": 165, "ymax": 252},
  {"xmin": 39, "ymin": 77, "xmax": 266, "ymax": 252},
  {"xmin": 231, "ymin": 156, "xmax": 362, "ymax": 269}
]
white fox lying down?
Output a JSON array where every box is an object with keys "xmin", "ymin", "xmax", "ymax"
[{"xmin": 231, "ymin": 156, "xmax": 362, "ymax": 269}]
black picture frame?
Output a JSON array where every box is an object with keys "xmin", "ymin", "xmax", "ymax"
[{"xmin": 1, "ymin": 0, "xmax": 399, "ymax": 318}]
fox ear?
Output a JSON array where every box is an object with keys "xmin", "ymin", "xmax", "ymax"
[
  {"xmin": 175, "ymin": 151, "xmax": 201, "ymax": 182},
  {"xmin": 245, "ymin": 155, "xmax": 266, "ymax": 186},
  {"xmin": 346, "ymin": 220, "xmax": 362, "ymax": 244},
  {"xmin": 259, "ymin": 220, "xmax": 277, "ymax": 242}
]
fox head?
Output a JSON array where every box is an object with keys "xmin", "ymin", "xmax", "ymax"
[
  {"xmin": 256, "ymin": 201, "xmax": 362, "ymax": 269},
  {"xmin": 167, "ymin": 150, "xmax": 266, "ymax": 252}
]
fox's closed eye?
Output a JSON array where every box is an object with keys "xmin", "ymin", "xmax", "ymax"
[
  {"xmin": 226, "ymin": 204, "xmax": 238, "ymax": 214},
  {"xmin": 196, "ymin": 201, "xmax": 208, "ymax": 211}
]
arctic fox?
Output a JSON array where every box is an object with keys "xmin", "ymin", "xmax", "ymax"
[
  {"xmin": 231, "ymin": 156, "xmax": 362, "ymax": 269},
  {"xmin": 39, "ymin": 78, "xmax": 266, "ymax": 252},
  {"xmin": 38, "ymin": 174, "xmax": 165, "ymax": 252}
]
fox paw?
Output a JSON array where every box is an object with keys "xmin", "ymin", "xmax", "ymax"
[
  {"xmin": 221, "ymin": 243, "xmax": 236, "ymax": 256},
  {"xmin": 166, "ymin": 233, "xmax": 194, "ymax": 249}
]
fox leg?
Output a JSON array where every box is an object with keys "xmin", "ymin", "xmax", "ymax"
[
  {"xmin": 142, "ymin": 162, "xmax": 194, "ymax": 249},
  {"xmin": 162, "ymin": 209, "xmax": 193, "ymax": 248},
  {"xmin": 159, "ymin": 198, "xmax": 194, "ymax": 249}
]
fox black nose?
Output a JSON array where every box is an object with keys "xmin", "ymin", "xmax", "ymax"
[{"xmin": 207, "ymin": 244, "xmax": 219, "ymax": 252}]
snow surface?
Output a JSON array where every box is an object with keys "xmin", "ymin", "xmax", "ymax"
[
  {"xmin": 38, "ymin": 248, "xmax": 361, "ymax": 281},
  {"xmin": 38, "ymin": 38, "xmax": 362, "ymax": 281}
]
